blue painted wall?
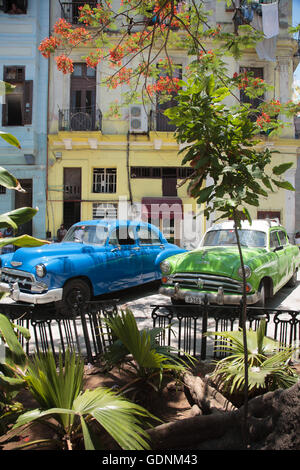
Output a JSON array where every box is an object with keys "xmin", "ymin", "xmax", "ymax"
[{"xmin": 0, "ymin": 0, "xmax": 49, "ymax": 239}]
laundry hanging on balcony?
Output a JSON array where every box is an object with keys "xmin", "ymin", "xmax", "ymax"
[
  {"xmin": 251, "ymin": 1, "xmax": 279, "ymax": 62},
  {"xmin": 261, "ymin": 1, "xmax": 279, "ymax": 39}
]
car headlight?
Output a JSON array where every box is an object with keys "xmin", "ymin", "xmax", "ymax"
[
  {"xmin": 35, "ymin": 263, "xmax": 47, "ymax": 278},
  {"xmin": 160, "ymin": 260, "xmax": 171, "ymax": 274},
  {"xmin": 238, "ymin": 265, "xmax": 251, "ymax": 279}
]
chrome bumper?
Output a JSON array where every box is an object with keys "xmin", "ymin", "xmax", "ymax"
[
  {"xmin": 159, "ymin": 285, "xmax": 260, "ymax": 305},
  {"xmin": 0, "ymin": 282, "xmax": 63, "ymax": 304}
]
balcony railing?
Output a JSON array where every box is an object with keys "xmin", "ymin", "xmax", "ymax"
[
  {"xmin": 60, "ymin": 1, "xmax": 97, "ymax": 25},
  {"xmin": 149, "ymin": 110, "xmax": 176, "ymax": 132},
  {"xmin": 58, "ymin": 106, "xmax": 102, "ymax": 131}
]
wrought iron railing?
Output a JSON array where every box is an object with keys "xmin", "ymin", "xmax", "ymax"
[
  {"xmin": 149, "ymin": 109, "xmax": 176, "ymax": 132},
  {"xmin": 58, "ymin": 106, "xmax": 102, "ymax": 131},
  {"xmin": 2, "ymin": 301, "xmax": 300, "ymax": 364},
  {"xmin": 60, "ymin": 1, "xmax": 97, "ymax": 25},
  {"xmin": 151, "ymin": 304, "xmax": 300, "ymax": 360}
]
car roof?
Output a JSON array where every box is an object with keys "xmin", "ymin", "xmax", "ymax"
[
  {"xmin": 208, "ymin": 219, "xmax": 284, "ymax": 232},
  {"xmin": 71, "ymin": 219, "xmax": 160, "ymax": 231}
]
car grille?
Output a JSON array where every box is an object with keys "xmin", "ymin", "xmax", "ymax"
[
  {"xmin": 0, "ymin": 268, "xmax": 36, "ymax": 292},
  {"xmin": 170, "ymin": 272, "xmax": 243, "ymax": 294}
]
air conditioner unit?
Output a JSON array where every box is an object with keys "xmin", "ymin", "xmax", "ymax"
[{"xmin": 129, "ymin": 105, "xmax": 148, "ymax": 133}]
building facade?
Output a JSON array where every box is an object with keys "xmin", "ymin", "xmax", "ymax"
[
  {"xmin": 0, "ymin": 0, "xmax": 49, "ymax": 239},
  {"xmin": 47, "ymin": 0, "xmax": 300, "ymax": 246}
]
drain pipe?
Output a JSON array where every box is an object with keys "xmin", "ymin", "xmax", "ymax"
[{"xmin": 126, "ymin": 131, "xmax": 133, "ymax": 206}]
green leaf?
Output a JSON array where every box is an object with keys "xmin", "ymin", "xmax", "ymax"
[
  {"xmin": 0, "ymin": 314, "xmax": 27, "ymax": 370},
  {"xmin": 0, "ymin": 167, "xmax": 23, "ymax": 191},
  {"xmin": 0, "ymin": 234, "xmax": 49, "ymax": 248},
  {"xmin": 0, "ymin": 207, "xmax": 39, "ymax": 230},
  {"xmin": 196, "ymin": 185, "xmax": 214, "ymax": 204},
  {"xmin": 272, "ymin": 162, "xmax": 293, "ymax": 175},
  {"xmin": 206, "ymin": 75, "xmax": 215, "ymax": 96},
  {"xmin": 273, "ymin": 180, "xmax": 295, "ymax": 191},
  {"xmin": 0, "ymin": 131, "xmax": 21, "ymax": 149}
]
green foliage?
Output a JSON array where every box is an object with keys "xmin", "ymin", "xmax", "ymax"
[
  {"xmin": 14, "ymin": 350, "xmax": 155, "ymax": 450},
  {"xmin": 0, "ymin": 314, "xmax": 30, "ymax": 433},
  {"xmin": 104, "ymin": 309, "xmax": 193, "ymax": 387},
  {"xmin": 208, "ymin": 320, "xmax": 298, "ymax": 395},
  {"xmin": 165, "ymin": 72, "xmax": 294, "ymax": 224}
]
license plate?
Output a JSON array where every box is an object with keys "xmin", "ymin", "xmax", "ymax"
[{"xmin": 185, "ymin": 295, "xmax": 202, "ymax": 305}]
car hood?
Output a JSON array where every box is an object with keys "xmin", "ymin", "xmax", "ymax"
[
  {"xmin": 3, "ymin": 242, "xmax": 103, "ymax": 271},
  {"xmin": 170, "ymin": 246, "xmax": 266, "ymax": 278}
]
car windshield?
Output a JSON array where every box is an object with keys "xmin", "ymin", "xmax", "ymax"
[
  {"xmin": 202, "ymin": 229, "xmax": 267, "ymax": 248},
  {"xmin": 64, "ymin": 225, "xmax": 108, "ymax": 245}
]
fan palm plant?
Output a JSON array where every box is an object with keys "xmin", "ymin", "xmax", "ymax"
[
  {"xmin": 12, "ymin": 349, "xmax": 156, "ymax": 450},
  {"xmin": 104, "ymin": 309, "xmax": 193, "ymax": 393},
  {"xmin": 208, "ymin": 320, "xmax": 298, "ymax": 396},
  {"xmin": 0, "ymin": 313, "xmax": 30, "ymax": 432}
]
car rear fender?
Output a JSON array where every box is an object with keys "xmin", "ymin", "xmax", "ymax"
[{"xmin": 155, "ymin": 248, "xmax": 187, "ymax": 266}]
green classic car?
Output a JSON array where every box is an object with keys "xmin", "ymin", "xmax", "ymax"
[{"xmin": 159, "ymin": 219, "xmax": 300, "ymax": 306}]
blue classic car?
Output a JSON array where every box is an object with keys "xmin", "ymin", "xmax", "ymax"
[{"xmin": 0, "ymin": 220, "xmax": 185, "ymax": 312}]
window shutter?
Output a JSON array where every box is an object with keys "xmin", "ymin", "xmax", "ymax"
[{"xmin": 23, "ymin": 80, "xmax": 33, "ymax": 125}]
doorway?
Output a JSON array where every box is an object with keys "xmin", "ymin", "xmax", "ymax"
[{"xmin": 15, "ymin": 178, "xmax": 32, "ymax": 235}]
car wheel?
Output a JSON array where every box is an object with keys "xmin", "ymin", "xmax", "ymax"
[
  {"xmin": 59, "ymin": 279, "xmax": 91, "ymax": 315},
  {"xmin": 286, "ymin": 270, "xmax": 297, "ymax": 288},
  {"xmin": 255, "ymin": 281, "xmax": 265, "ymax": 308}
]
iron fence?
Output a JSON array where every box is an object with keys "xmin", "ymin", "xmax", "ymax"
[
  {"xmin": 1, "ymin": 301, "xmax": 300, "ymax": 363},
  {"xmin": 151, "ymin": 304, "xmax": 300, "ymax": 360}
]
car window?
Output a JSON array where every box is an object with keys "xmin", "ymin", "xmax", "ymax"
[
  {"xmin": 202, "ymin": 229, "xmax": 266, "ymax": 247},
  {"xmin": 137, "ymin": 226, "xmax": 161, "ymax": 245},
  {"xmin": 64, "ymin": 225, "xmax": 108, "ymax": 245},
  {"xmin": 109, "ymin": 228, "xmax": 136, "ymax": 246},
  {"xmin": 270, "ymin": 231, "xmax": 280, "ymax": 248},
  {"xmin": 278, "ymin": 230, "xmax": 288, "ymax": 246}
]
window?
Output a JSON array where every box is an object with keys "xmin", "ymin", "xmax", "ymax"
[
  {"xmin": 156, "ymin": 65, "xmax": 182, "ymax": 132},
  {"xmin": 257, "ymin": 211, "xmax": 281, "ymax": 223},
  {"xmin": 93, "ymin": 203, "xmax": 118, "ymax": 219},
  {"xmin": 0, "ymin": 185, "xmax": 6, "ymax": 194},
  {"xmin": 131, "ymin": 167, "xmax": 161, "ymax": 178},
  {"xmin": 130, "ymin": 167, "xmax": 193, "ymax": 179},
  {"xmin": 93, "ymin": 168, "xmax": 116, "ymax": 193},
  {"xmin": 2, "ymin": 66, "xmax": 33, "ymax": 126},
  {"xmin": 240, "ymin": 67, "xmax": 264, "ymax": 114},
  {"xmin": 0, "ymin": 0, "xmax": 27, "ymax": 14},
  {"xmin": 60, "ymin": 1, "xmax": 97, "ymax": 24}
]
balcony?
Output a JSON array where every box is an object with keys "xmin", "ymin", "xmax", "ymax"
[
  {"xmin": 59, "ymin": 1, "xmax": 97, "ymax": 24},
  {"xmin": 149, "ymin": 110, "xmax": 176, "ymax": 132},
  {"xmin": 58, "ymin": 106, "xmax": 102, "ymax": 131}
]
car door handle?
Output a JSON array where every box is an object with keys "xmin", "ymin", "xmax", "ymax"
[{"xmin": 133, "ymin": 247, "xmax": 140, "ymax": 251}]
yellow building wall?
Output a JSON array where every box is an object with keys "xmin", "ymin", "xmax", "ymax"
[{"xmin": 47, "ymin": 131, "xmax": 202, "ymax": 245}]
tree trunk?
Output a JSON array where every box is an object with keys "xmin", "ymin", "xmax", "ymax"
[{"xmin": 146, "ymin": 375, "xmax": 300, "ymax": 450}]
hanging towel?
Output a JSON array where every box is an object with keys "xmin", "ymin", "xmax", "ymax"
[
  {"xmin": 261, "ymin": 1, "xmax": 279, "ymax": 39},
  {"xmin": 251, "ymin": 11, "xmax": 277, "ymax": 62}
]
